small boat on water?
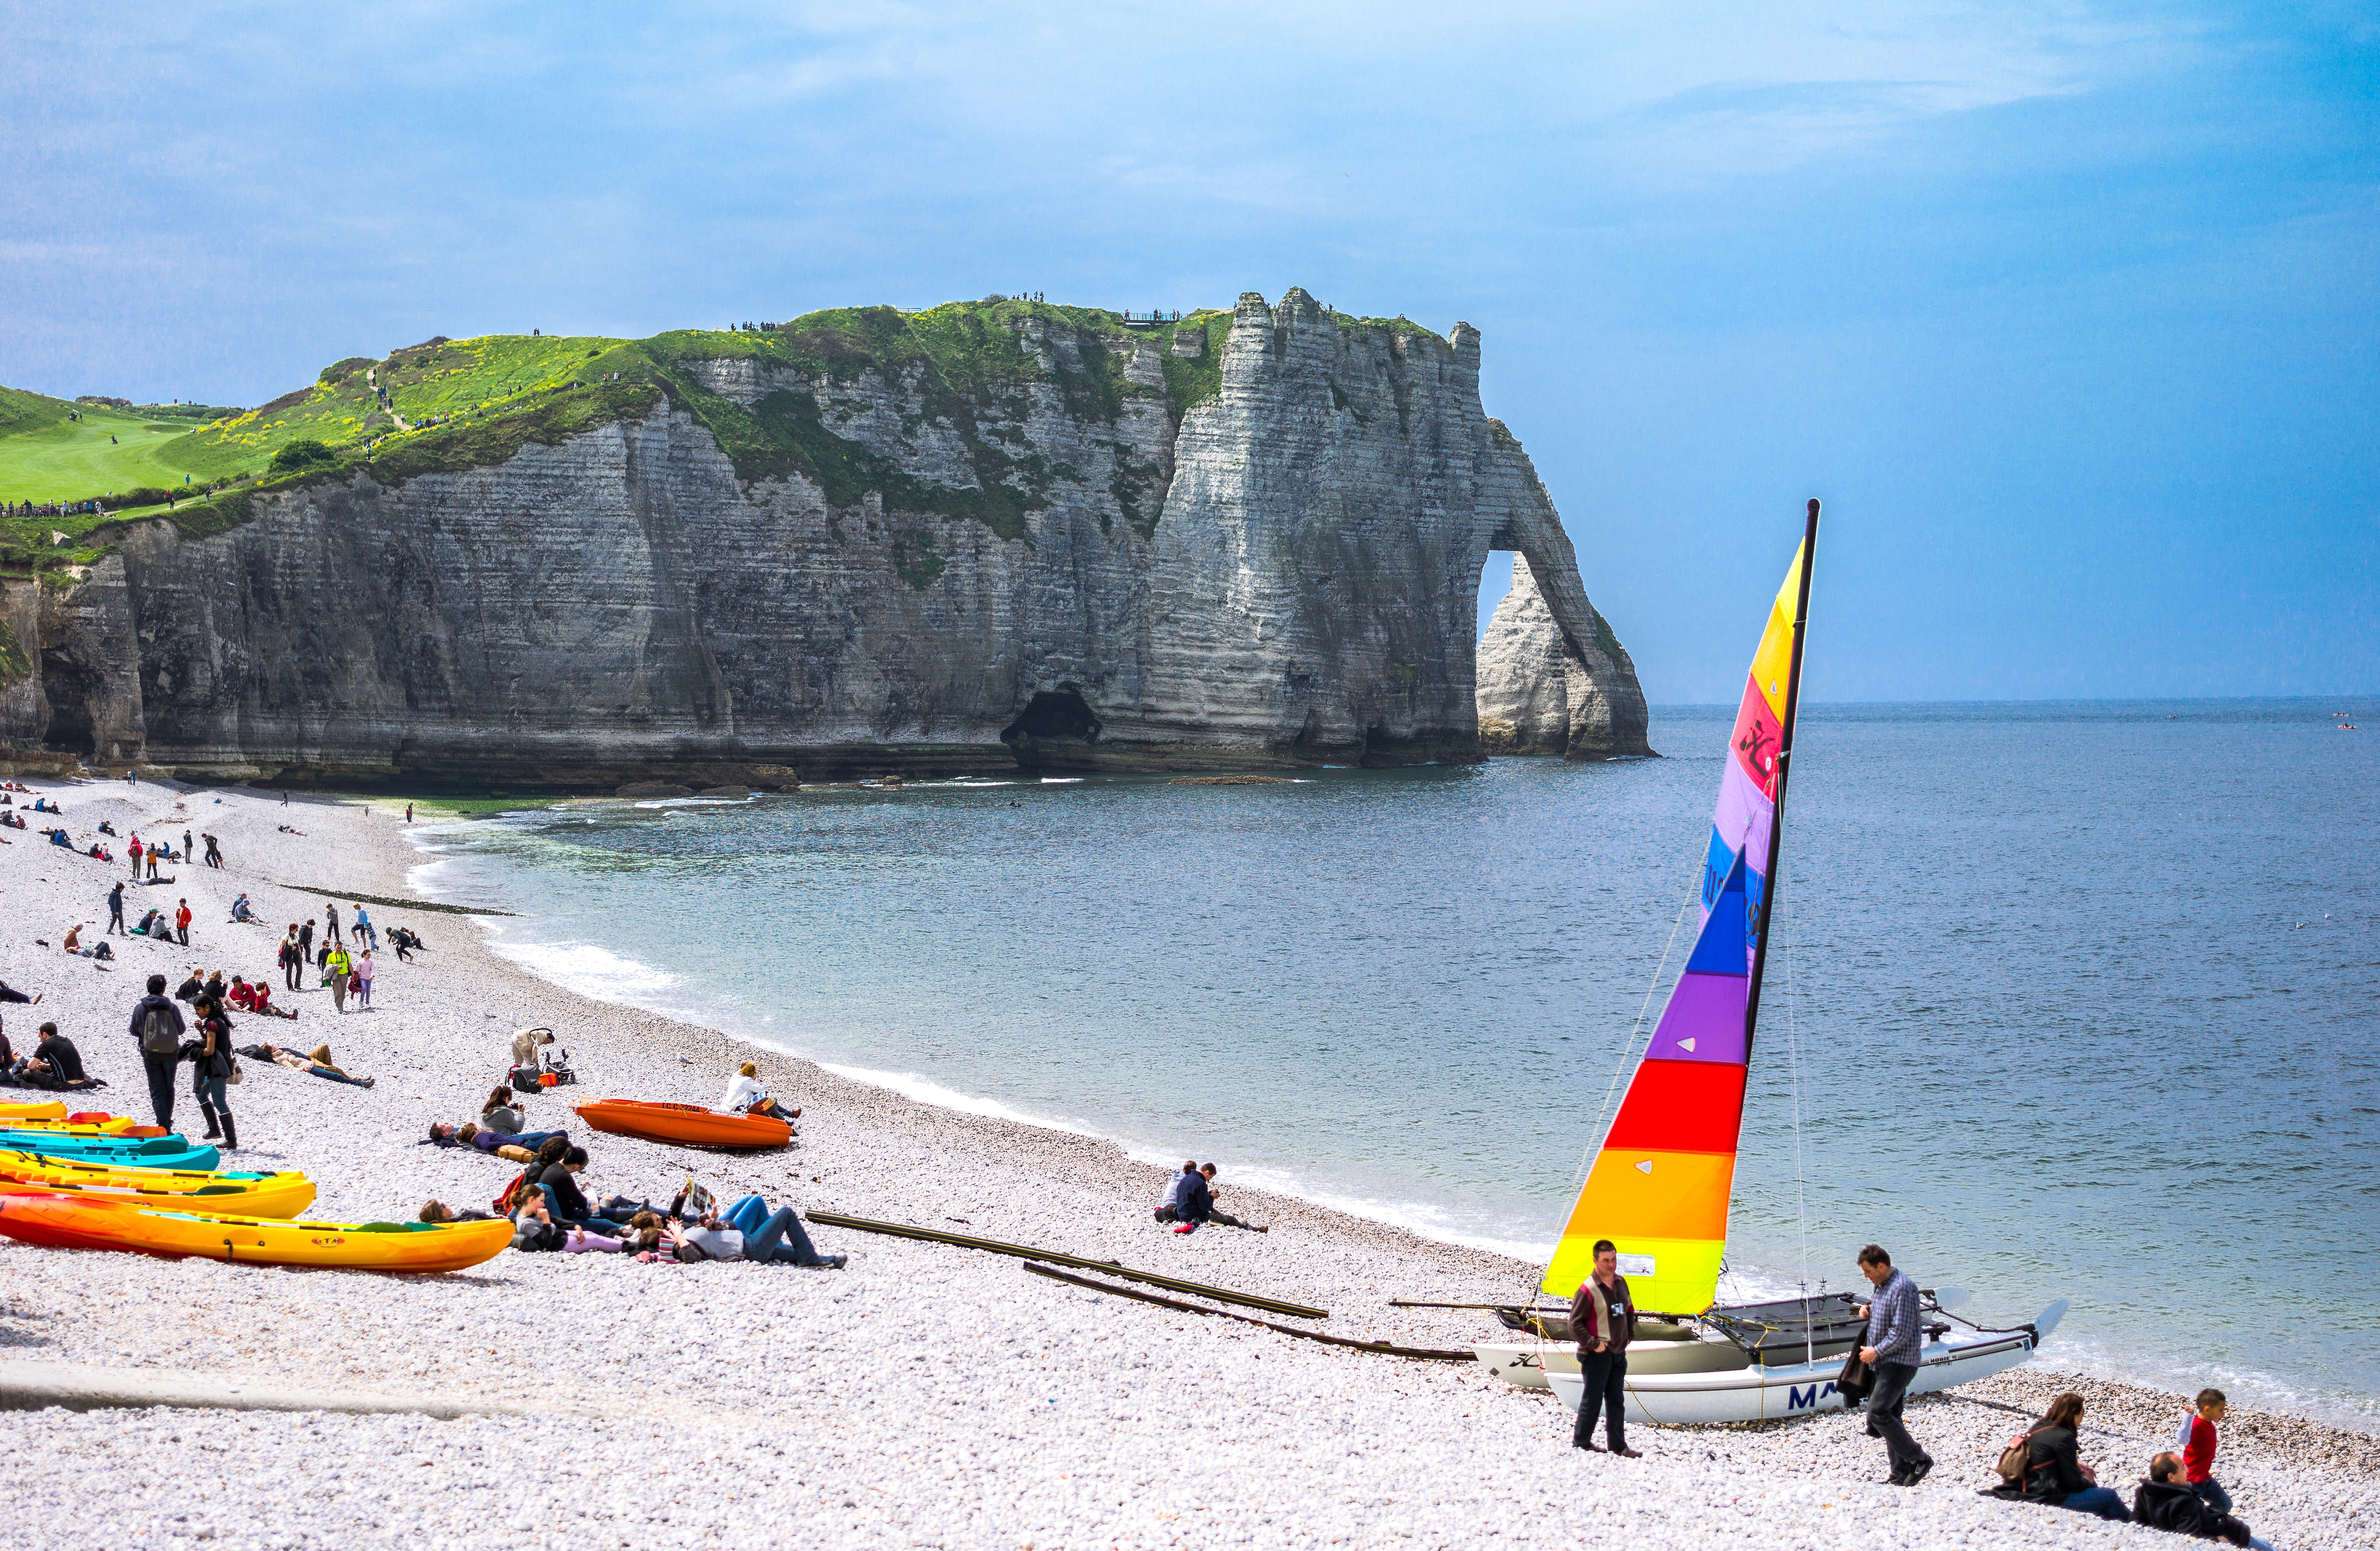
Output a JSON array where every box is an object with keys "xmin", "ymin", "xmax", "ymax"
[
  {"xmin": 0, "ymin": 1195, "xmax": 510, "ymax": 1273},
  {"xmin": 574, "ymin": 1098, "xmax": 791, "ymax": 1149},
  {"xmin": 1484, "ymin": 503, "xmax": 2063, "ymax": 1426}
]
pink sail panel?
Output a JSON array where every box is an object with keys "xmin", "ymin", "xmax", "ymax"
[{"xmin": 1697, "ymin": 540, "xmax": 1807, "ymax": 945}]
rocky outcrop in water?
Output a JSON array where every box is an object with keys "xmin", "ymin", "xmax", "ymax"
[{"xmin": 0, "ymin": 291, "xmax": 1650, "ymax": 787}]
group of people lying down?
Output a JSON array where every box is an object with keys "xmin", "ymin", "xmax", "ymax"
[{"xmin": 416, "ymin": 1133, "xmax": 845, "ymax": 1267}]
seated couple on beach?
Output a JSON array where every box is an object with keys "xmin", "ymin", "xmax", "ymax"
[
  {"xmin": 225, "ymin": 977, "xmax": 295, "ymax": 1018},
  {"xmin": 0, "ymin": 1023, "xmax": 103, "ymax": 1091},
  {"xmin": 1152, "ymin": 1162, "xmax": 1268, "ymax": 1233},
  {"xmin": 721, "ymin": 1062, "xmax": 799, "ymax": 1123},
  {"xmin": 235, "ymin": 1042, "xmax": 375, "ymax": 1087}
]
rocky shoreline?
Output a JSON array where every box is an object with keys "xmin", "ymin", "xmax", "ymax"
[{"xmin": 0, "ymin": 778, "xmax": 2365, "ymax": 1550}]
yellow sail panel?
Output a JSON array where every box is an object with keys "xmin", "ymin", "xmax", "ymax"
[
  {"xmin": 1749, "ymin": 542, "xmax": 1805, "ymax": 720},
  {"xmin": 1546, "ymin": 1236, "xmax": 1729, "ymax": 1317}
]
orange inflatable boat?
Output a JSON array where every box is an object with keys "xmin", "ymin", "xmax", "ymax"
[{"xmin": 573, "ymin": 1099, "xmax": 791, "ymax": 1149}]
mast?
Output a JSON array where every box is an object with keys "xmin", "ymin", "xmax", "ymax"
[{"xmin": 1741, "ymin": 498, "xmax": 1820, "ymax": 1055}]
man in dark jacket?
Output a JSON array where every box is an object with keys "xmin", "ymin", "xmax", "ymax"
[
  {"xmin": 2134, "ymin": 1453, "xmax": 2250, "ymax": 1545},
  {"xmin": 1568, "ymin": 1238, "xmax": 1639, "ymax": 1456},
  {"xmin": 128, "ymin": 974, "xmax": 186, "ymax": 1128},
  {"xmin": 1855, "ymin": 1243, "xmax": 1934, "ymax": 1485}
]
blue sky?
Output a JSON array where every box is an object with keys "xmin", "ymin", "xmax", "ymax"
[{"xmin": 4, "ymin": 2, "xmax": 2372, "ymax": 701}]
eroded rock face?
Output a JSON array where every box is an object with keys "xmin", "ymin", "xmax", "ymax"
[
  {"xmin": 1478, "ymin": 557, "xmax": 1573, "ymax": 755},
  {"xmin": 13, "ymin": 291, "xmax": 1651, "ymax": 787}
]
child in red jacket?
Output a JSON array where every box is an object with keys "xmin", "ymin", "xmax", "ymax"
[{"xmin": 2175, "ymin": 1388, "xmax": 2232, "ymax": 1515}]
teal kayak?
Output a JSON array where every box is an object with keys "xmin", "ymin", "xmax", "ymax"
[{"xmin": 0, "ymin": 1132, "xmax": 220, "ymax": 1171}]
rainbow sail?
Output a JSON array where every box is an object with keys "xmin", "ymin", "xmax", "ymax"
[{"xmin": 1541, "ymin": 536, "xmax": 1812, "ymax": 1313}]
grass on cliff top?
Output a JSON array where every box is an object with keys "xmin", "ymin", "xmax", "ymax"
[{"xmin": 2, "ymin": 298, "xmax": 1401, "ymax": 572}]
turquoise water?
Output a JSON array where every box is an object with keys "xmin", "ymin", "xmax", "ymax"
[{"xmin": 407, "ymin": 700, "xmax": 2380, "ymax": 1429}]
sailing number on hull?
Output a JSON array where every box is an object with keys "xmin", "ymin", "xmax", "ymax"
[{"xmin": 1787, "ymin": 1381, "xmax": 1840, "ymax": 1412}]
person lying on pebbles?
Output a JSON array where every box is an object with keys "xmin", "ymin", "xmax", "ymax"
[
  {"xmin": 236, "ymin": 1041, "xmax": 375, "ymax": 1087},
  {"xmin": 651, "ymin": 1193, "xmax": 845, "ymax": 1268},
  {"xmin": 417, "ymin": 1200, "xmax": 499, "ymax": 1223},
  {"xmin": 424, "ymin": 1119, "xmax": 563, "ymax": 1159}
]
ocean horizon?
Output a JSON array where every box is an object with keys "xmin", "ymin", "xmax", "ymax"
[{"xmin": 403, "ymin": 695, "xmax": 2379, "ymax": 1432}]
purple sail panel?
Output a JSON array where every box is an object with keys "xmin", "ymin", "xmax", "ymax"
[{"xmin": 1642, "ymin": 972, "xmax": 1750, "ymax": 1066}]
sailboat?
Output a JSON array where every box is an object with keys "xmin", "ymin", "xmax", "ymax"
[{"xmin": 1475, "ymin": 502, "xmax": 2067, "ymax": 1425}]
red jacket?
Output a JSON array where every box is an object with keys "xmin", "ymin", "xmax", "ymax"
[{"xmin": 2183, "ymin": 1414, "xmax": 2218, "ymax": 1483}]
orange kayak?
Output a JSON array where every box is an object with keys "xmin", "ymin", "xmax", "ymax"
[
  {"xmin": 0, "ymin": 1194, "xmax": 512, "ymax": 1272},
  {"xmin": 574, "ymin": 1098, "xmax": 791, "ymax": 1149}
]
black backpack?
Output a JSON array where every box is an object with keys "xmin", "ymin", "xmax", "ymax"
[{"xmin": 139, "ymin": 1002, "xmax": 180, "ymax": 1057}]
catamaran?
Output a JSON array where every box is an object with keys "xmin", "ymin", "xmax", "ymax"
[{"xmin": 1475, "ymin": 501, "xmax": 2067, "ymax": 1425}]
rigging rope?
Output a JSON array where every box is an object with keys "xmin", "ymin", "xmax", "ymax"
[{"xmin": 1782, "ymin": 897, "xmax": 1815, "ymax": 1361}]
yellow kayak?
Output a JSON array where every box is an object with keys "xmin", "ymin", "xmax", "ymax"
[
  {"xmin": 0, "ymin": 1100, "xmax": 67, "ymax": 1122},
  {"xmin": 0, "ymin": 1195, "xmax": 513, "ymax": 1273},
  {"xmin": 2, "ymin": 1115, "xmax": 151, "ymax": 1137},
  {"xmin": 0, "ymin": 1150, "xmax": 316, "ymax": 1217}
]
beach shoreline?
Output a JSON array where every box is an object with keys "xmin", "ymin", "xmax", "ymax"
[{"xmin": 0, "ymin": 776, "xmax": 2369, "ymax": 1550}]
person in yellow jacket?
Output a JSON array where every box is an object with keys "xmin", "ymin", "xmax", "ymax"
[{"xmin": 323, "ymin": 941, "xmax": 353, "ymax": 1013}]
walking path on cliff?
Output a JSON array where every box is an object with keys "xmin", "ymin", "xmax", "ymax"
[{"xmin": 0, "ymin": 780, "xmax": 2365, "ymax": 1550}]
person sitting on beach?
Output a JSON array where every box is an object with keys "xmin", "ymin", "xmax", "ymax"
[
  {"xmin": 97, "ymin": 821, "xmax": 117, "ymax": 837},
  {"xmin": 236, "ymin": 1041, "xmax": 376, "ymax": 1088},
  {"xmin": 61, "ymin": 923, "xmax": 83, "ymax": 954},
  {"xmin": 230, "ymin": 978, "xmax": 296, "ymax": 1020},
  {"xmin": 47, "ymin": 829, "xmax": 72, "ymax": 849},
  {"xmin": 1192, "ymin": 1164, "xmax": 1269, "ymax": 1232},
  {"xmin": 14, "ymin": 1022, "xmax": 100, "ymax": 1091},
  {"xmin": 229, "ymin": 894, "xmax": 254, "ymax": 923},
  {"xmin": 480, "ymin": 1086, "xmax": 526, "ymax": 1134},
  {"xmin": 537, "ymin": 1147, "xmax": 623, "ymax": 1235},
  {"xmin": 720, "ymin": 1061, "xmax": 800, "ymax": 1122},
  {"xmin": 1992, "ymin": 1392, "xmax": 2131, "ymax": 1521},
  {"xmin": 2132, "ymin": 1452, "xmax": 2251, "ymax": 1546}
]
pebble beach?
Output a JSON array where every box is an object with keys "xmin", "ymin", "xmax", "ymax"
[{"xmin": 0, "ymin": 779, "xmax": 2370, "ymax": 1551}]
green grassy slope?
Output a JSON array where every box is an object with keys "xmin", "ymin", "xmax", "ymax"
[
  {"xmin": 1, "ymin": 299, "xmax": 1448, "ymax": 577},
  {"xmin": 0, "ymin": 388, "xmax": 229, "ymax": 504}
]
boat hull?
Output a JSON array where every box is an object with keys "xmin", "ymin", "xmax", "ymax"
[
  {"xmin": 1475, "ymin": 1336, "xmax": 1753, "ymax": 1390},
  {"xmin": 0, "ymin": 1196, "xmax": 511, "ymax": 1273},
  {"xmin": 1544, "ymin": 1324, "xmax": 2044, "ymax": 1426},
  {"xmin": 0, "ymin": 1131, "xmax": 219, "ymax": 1170},
  {"xmin": 0, "ymin": 1172, "xmax": 316, "ymax": 1220},
  {"xmin": 573, "ymin": 1099, "xmax": 790, "ymax": 1149}
]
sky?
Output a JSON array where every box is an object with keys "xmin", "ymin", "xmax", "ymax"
[{"xmin": 4, "ymin": 1, "xmax": 2373, "ymax": 702}]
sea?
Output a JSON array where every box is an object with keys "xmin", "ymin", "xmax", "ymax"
[{"xmin": 403, "ymin": 699, "xmax": 2379, "ymax": 1432}]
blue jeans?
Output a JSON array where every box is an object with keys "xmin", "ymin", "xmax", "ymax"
[
  {"xmin": 2057, "ymin": 1486, "xmax": 2131, "ymax": 1522},
  {"xmin": 724, "ymin": 1195, "xmax": 830, "ymax": 1264},
  {"xmin": 194, "ymin": 1072, "xmax": 229, "ymax": 1113},
  {"xmin": 2192, "ymin": 1478, "xmax": 2232, "ymax": 1515}
]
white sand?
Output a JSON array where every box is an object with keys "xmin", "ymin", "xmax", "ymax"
[{"xmin": 0, "ymin": 778, "xmax": 2369, "ymax": 1551}]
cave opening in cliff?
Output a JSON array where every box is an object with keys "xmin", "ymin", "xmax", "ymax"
[
  {"xmin": 1001, "ymin": 688, "xmax": 1102, "ymax": 770},
  {"xmin": 36, "ymin": 653, "xmax": 104, "ymax": 758}
]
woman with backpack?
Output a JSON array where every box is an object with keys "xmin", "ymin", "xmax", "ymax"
[{"xmin": 1992, "ymin": 1391, "xmax": 2132, "ymax": 1521}]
